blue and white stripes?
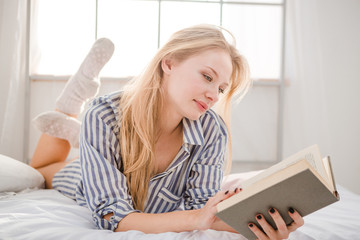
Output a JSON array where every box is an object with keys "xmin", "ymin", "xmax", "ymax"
[{"xmin": 52, "ymin": 91, "xmax": 228, "ymax": 231}]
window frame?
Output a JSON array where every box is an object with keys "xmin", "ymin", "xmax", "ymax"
[{"xmin": 28, "ymin": 0, "xmax": 287, "ymax": 163}]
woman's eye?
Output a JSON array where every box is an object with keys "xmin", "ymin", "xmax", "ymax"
[
  {"xmin": 203, "ymin": 74, "xmax": 212, "ymax": 82},
  {"xmin": 219, "ymin": 88, "xmax": 225, "ymax": 94}
]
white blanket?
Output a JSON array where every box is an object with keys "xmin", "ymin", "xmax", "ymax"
[{"xmin": 0, "ymin": 185, "xmax": 359, "ymax": 240}]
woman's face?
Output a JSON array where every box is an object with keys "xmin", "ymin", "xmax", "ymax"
[{"xmin": 162, "ymin": 48, "xmax": 232, "ymax": 121}]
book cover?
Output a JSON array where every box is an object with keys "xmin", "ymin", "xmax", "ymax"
[{"xmin": 216, "ymin": 147, "xmax": 339, "ymax": 240}]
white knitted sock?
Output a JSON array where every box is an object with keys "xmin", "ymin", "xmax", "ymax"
[
  {"xmin": 55, "ymin": 38, "xmax": 114, "ymax": 115},
  {"xmin": 32, "ymin": 111, "xmax": 81, "ymax": 148}
]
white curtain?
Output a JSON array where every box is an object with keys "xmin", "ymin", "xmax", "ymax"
[
  {"xmin": 0, "ymin": 0, "xmax": 29, "ymax": 161},
  {"xmin": 283, "ymin": 0, "xmax": 331, "ymax": 154},
  {"xmin": 283, "ymin": 0, "xmax": 360, "ymax": 194}
]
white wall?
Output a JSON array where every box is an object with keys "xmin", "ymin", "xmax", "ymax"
[
  {"xmin": 283, "ymin": 0, "xmax": 360, "ymax": 194},
  {"xmin": 231, "ymin": 85, "xmax": 279, "ymax": 163}
]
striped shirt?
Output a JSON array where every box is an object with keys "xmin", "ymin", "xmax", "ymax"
[{"xmin": 52, "ymin": 91, "xmax": 228, "ymax": 231}]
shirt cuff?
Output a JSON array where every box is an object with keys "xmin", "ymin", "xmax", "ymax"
[{"xmin": 93, "ymin": 200, "xmax": 141, "ymax": 231}]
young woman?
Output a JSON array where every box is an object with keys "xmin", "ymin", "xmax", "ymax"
[{"xmin": 30, "ymin": 25, "xmax": 304, "ymax": 239}]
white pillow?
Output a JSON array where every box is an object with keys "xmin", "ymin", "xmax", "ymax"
[{"xmin": 0, "ymin": 154, "xmax": 45, "ymax": 192}]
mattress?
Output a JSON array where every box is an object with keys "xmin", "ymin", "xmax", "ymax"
[{"xmin": 1, "ymin": 185, "xmax": 360, "ymax": 240}]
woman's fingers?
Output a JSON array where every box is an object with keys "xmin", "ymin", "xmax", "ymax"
[
  {"xmin": 211, "ymin": 188, "xmax": 242, "ymax": 206},
  {"xmin": 197, "ymin": 188, "xmax": 243, "ymax": 230},
  {"xmin": 248, "ymin": 207, "xmax": 304, "ymax": 240},
  {"xmin": 287, "ymin": 208, "xmax": 304, "ymax": 232},
  {"xmin": 267, "ymin": 208, "xmax": 289, "ymax": 239},
  {"xmin": 248, "ymin": 222, "xmax": 269, "ymax": 240},
  {"xmin": 224, "ymin": 187, "xmax": 241, "ymax": 200},
  {"xmin": 258, "ymin": 214, "xmax": 277, "ymax": 239},
  {"xmin": 207, "ymin": 190, "xmax": 230, "ymax": 210}
]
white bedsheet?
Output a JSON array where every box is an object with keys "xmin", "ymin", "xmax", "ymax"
[{"xmin": 0, "ymin": 185, "xmax": 359, "ymax": 240}]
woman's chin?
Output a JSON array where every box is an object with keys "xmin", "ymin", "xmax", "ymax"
[{"xmin": 185, "ymin": 112, "xmax": 203, "ymax": 121}]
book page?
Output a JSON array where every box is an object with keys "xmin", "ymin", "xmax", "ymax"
[
  {"xmin": 295, "ymin": 147, "xmax": 327, "ymax": 180},
  {"xmin": 322, "ymin": 156, "xmax": 336, "ymax": 191},
  {"xmin": 241, "ymin": 145, "xmax": 327, "ymax": 189},
  {"xmin": 322, "ymin": 156, "xmax": 332, "ymax": 184}
]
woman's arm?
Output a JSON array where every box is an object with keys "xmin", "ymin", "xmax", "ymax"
[
  {"xmin": 104, "ymin": 190, "xmax": 231, "ymax": 233},
  {"xmin": 106, "ymin": 188, "xmax": 303, "ymax": 239},
  {"xmin": 111, "ymin": 210, "xmax": 199, "ymax": 233},
  {"xmin": 211, "ymin": 219, "xmax": 237, "ymax": 233},
  {"xmin": 80, "ymin": 100, "xmax": 141, "ymax": 231}
]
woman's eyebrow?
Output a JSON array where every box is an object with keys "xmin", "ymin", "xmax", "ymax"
[
  {"xmin": 205, "ymin": 66, "xmax": 218, "ymax": 78},
  {"xmin": 206, "ymin": 66, "xmax": 229, "ymax": 87}
]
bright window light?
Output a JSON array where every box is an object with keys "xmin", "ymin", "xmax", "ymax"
[
  {"xmin": 97, "ymin": 0, "xmax": 159, "ymax": 77},
  {"xmin": 222, "ymin": 4, "xmax": 283, "ymax": 79},
  {"xmin": 159, "ymin": 1, "xmax": 220, "ymax": 46},
  {"xmin": 31, "ymin": 0, "xmax": 96, "ymax": 76},
  {"xmin": 30, "ymin": 0, "xmax": 283, "ymax": 79}
]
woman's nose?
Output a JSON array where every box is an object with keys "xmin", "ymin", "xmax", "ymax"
[{"xmin": 205, "ymin": 86, "xmax": 219, "ymax": 103}]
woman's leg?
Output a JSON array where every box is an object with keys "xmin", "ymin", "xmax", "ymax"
[
  {"xmin": 30, "ymin": 133, "xmax": 71, "ymax": 169},
  {"xmin": 30, "ymin": 38, "xmax": 114, "ymax": 188},
  {"xmin": 31, "ymin": 134, "xmax": 71, "ymax": 188}
]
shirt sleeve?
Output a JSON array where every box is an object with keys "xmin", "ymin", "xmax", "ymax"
[
  {"xmin": 79, "ymin": 101, "xmax": 140, "ymax": 231},
  {"xmin": 183, "ymin": 117, "xmax": 228, "ymax": 210}
]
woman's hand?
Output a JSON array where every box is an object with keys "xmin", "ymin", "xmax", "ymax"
[
  {"xmin": 248, "ymin": 207, "xmax": 304, "ymax": 240},
  {"xmin": 196, "ymin": 189, "xmax": 304, "ymax": 240},
  {"xmin": 194, "ymin": 188, "xmax": 240, "ymax": 230}
]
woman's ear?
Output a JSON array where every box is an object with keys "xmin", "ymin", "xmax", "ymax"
[{"xmin": 161, "ymin": 57, "xmax": 173, "ymax": 75}]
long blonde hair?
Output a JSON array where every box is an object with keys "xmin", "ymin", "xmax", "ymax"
[{"xmin": 119, "ymin": 24, "xmax": 251, "ymax": 211}]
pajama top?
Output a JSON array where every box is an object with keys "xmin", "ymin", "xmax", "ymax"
[{"xmin": 52, "ymin": 91, "xmax": 228, "ymax": 231}]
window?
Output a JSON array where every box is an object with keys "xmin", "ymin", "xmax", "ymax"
[
  {"xmin": 30, "ymin": 0, "xmax": 284, "ymax": 80},
  {"xmin": 30, "ymin": 0, "xmax": 96, "ymax": 75},
  {"xmin": 30, "ymin": 0, "xmax": 286, "ymax": 163}
]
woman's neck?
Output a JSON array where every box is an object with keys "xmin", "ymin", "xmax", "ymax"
[
  {"xmin": 157, "ymin": 103, "xmax": 183, "ymax": 138},
  {"xmin": 158, "ymin": 115, "xmax": 183, "ymax": 138}
]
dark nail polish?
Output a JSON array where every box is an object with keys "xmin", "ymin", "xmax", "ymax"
[
  {"xmin": 249, "ymin": 223, "xmax": 254, "ymax": 228},
  {"xmin": 256, "ymin": 214, "xmax": 262, "ymax": 220},
  {"xmin": 234, "ymin": 188, "xmax": 238, "ymax": 192},
  {"xmin": 269, "ymin": 207, "xmax": 275, "ymax": 214},
  {"xmin": 225, "ymin": 190, "xmax": 229, "ymax": 195},
  {"xmin": 289, "ymin": 207, "xmax": 295, "ymax": 214},
  {"xmin": 239, "ymin": 188, "xmax": 242, "ymax": 191}
]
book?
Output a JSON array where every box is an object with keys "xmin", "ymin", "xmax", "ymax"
[{"xmin": 216, "ymin": 144, "xmax": 340, "ymax": 240}]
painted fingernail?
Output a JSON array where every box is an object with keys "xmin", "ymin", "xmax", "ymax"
[
  {"xmin": 225, "ymin": 190, "xmax": 229, "ymax": 195},
  {"xmin": 249, "ymin": 223, "xmax": 254, "ymax": 228},
  {"xmin": 289, "ymin": 207, "xmax": 295, "ymax": 214},
  {"xmin": 269, "ymin": 207, "xmax": 275, "ymax": 214},
  {"xmin": 239, "ymin": 188, "xmax": 243, "ymax": 191},
  {"xmin": 256, "ymin": 214, "xmax": 262, "ymax": 220},
  {"xmin": 234, "ymin": 188, "xmax": 238, "ymax": 193}
]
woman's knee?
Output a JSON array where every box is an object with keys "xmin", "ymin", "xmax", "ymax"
[{"xmin": 36, "ymin": 161, "xmax": 69, "ymax": 189}]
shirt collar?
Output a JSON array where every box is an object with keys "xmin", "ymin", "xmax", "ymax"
[
  {"xmin": 152, "ymin": 117, "xmax": 206, "ymax": 180},
  {"xmin": 182, "ymin": 117, "xmax": 205, "ymax": 146}
]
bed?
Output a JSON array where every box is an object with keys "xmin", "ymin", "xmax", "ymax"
[{"xmin": 1, "ymin": 154, "xmax": 360, "ymax": 240}]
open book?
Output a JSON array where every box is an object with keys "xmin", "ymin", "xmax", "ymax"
[{"xmin": 216, "ymin": 145, "xmax": 340, "ymax": 240}]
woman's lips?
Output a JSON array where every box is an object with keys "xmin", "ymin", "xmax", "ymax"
[{"xmin": 194, "ymin": 100, "xmax": 208, "ymax": 112}]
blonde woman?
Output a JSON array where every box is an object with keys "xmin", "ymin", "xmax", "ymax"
[{"xmin": 30, "ymin": 25, "xmax": 304, "ymax": 239}]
